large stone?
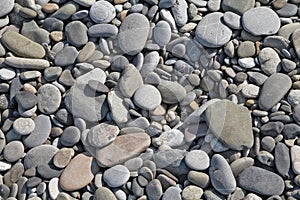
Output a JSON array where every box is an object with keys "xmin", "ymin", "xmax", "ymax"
[
  {"xmin": 0, "ymin": 0, "xmax": 14, "ymax": 17},
  {"xmin": 238, "ymin": 166, "xmax": 285, "ymax": 196},
  {"xmin": 2, "ymin": 31, "xmax": 45, "ymax": 58},
  {"xmin": 118, "ymin": 13, "xmax": 150, "ymax": 55},
  {"xmin": 222, "ymin": 0, "xmax": 255, "ymax": 15},
  {"xmin": 258, "ymin": 73, "xmax": 292, "ymax": 111},
  {"xmin": 96, "ymin": 132, "xmax": 151, "ymax": 167},
  {"xmin": 195, "ymin": 12, "xmax": 232, "ymax": 48},
  {"xmin": 205, "ymin": 100, "xmax": 253, "ymax": 150}
]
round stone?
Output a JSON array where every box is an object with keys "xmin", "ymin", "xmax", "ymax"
[
  {"xmin": 185, "ymin": 150, "xmax": 210, "ymax": 171},
  {"xmin": 133, "ymin": 84, "xmax": 162, "ymax": 110},
  {"xmin": 13, "ymin": 118, "xmax": 35, "ymax": 136},
  {"xmin": 60, "ymin": 126, "xmax": 81, "ymax": 147},
  {"xmin": 0, "ymin": 0, "xmax": 15, "ymax": 17},
  {"xmin": 53, "ymin": 148, "xmax": 75, "ymax": 169},
  {"xmin": 103, "ymin": 165, "xmax": 130, "ymax": 187},
  {"xmin": 195, "ymin": 12, "xmax": 232, "ymax": 48},
  {"xmin": 87, "ymin": 123, "xmax": 120, "ymax": 148},
  {"xmin": 89, "ymin": 0, "xmax": 116, "ymax": 23},
  {"xmin": 37, "ymin": 84, "xmax": 61, "ymax": 114},
  {"xmin": 182, "ymin": 185, "xmax": 203, "ymax": 200},
  {"xmin": 65, "ymin": 21, "xmax": 88, "ymax": 47},
  {"xmin": 3, "ymin": 141, "xmax": 24, "ymax": 162},
  {"xmin": 153, "ymin": 20, "xmax": 171, "ymax": 47},
  {"xmin": 0, "ymin": 68, "xmax": 15, "ymax": 80},
  {"xmin": 242, "ymin": 7, "xmax": 281, "ymax": 36},
  {"xmin": 158, "ymin": 81, "xmax": 187, "ymax": 104},
  {"xmin": 118, "ymin": 13, "xmax": 150, "ymax": 55}
]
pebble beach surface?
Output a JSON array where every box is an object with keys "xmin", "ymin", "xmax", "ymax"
[{"xmin": 0, "ymin": 0, "xmax": 300, "ymax": 200}]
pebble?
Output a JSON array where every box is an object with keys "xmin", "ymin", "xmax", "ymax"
[
  {"xmin": 238, "ymin": 166, "xmax": 285, "ymax": 196},
  {"xmin": 88, "ymin": 24, "xmax": 118, "ymax": 38},
  {"xmin": 171, "ymin": 0, "xmax": 188, "ymax": 27},
  {"xmin": 292, "ymin": 29, "xmax": 300, "ymax": 59},
  {"xmin": 119, "ymin": 64, "xmax": 143, "ymax": 98},
  {"xmin": 153, "ymin": 20, "xmax": 171, "ymax": 47},
  {"xmin": 3, "ymin": 141, "xmax": 24, "ymax": 162},
  {"xmin": 291, "ymin": 145, "xmax": 300, "ymax": 174},
  {"xmin": 96, "ymin": 132, "xmax": 151, "ymax": 167},
  {"xmin": 209, "ymin": 154, "xmax": 236, "ymax": 195},
  {"xmin": 184, "ymin": 150, "xmax": 210, "ymax": 171},
  {"xmin": 37, "ymin": 84, "xmax": 61, "ymax": 114},
  {"xmin": 146, "ymin": 179, "xmax": 163, "ymax": 200},
  {"xmin": 162, "ymin": 186, "xmax": 181, "ymax": 200},
  {"xmin": 54, "ymin": 46, "xmax": 79, "ymax": 66},
  {"xmin": 118, "ymin": 13, "xmax": 150, "ymax": 55},
  {"xmin": 188, "ymin": 171, "xmax": 210, "ymax": 188},
  {"xmin": 195, "ymin": 12, "xmax": 232, "ymax": 48},
  {"xmin": 230, "ymin": 157, "xmax": 254, "ymax": 177},
  {"xmin": 13, "ymin": 118, "xmax": 35, "ymax": 136},
  {"xmin": 153, "ymin": 129, "xmax": 185, "ymax": 147},
  {"xmin": 65, "ymin": 21, "xmax": 88, "ymax": 47},
  {"xmin": 87, "ymin": 123, "xmax": 119, "ymax": 148},
  {"xmin": 50, "ymin": 2, "xmax": 79, "ymax": 20},
  {"xmin": 107, "ymin": 90, "xmax": 130, "ymax": 125},
  {"xmin": 223, "ymin": 11, "xmax": 242, "ymax": 30},
  {"xmin": 24, "ymin": 145, "xmax": 58, "ymax": 169},
  {"xmin": 259, "ymin": 47, "xmax": 281, "ymax": 75},
  {"xmin": 242, "ymin": 7, "xmax": 281, "ymax": 36},
  {"xmin": 158, "ymin": 81, "xmax": 187, "ymax": 104},
  {"xmin": 23, "ymin": 115, "xmax": 51, "ymax": 148},
  {"xmin": 60, "ymin": 126, "xmax": 81, "ymax": 147},
  {"xmin": 205, "ymin": 100, "xmax": 253, "ymax": 150},
  {"xmin": 5, "ymin": 57, "xmax": 50, "ymax": 70},
  {"xmin": 89, "ymin": 0, "xmax": 116, "ymax": 23},
  {"xmin": 259, "ymin": 73, "xmax": 292, "ymax": 110},
  {"xmin": 222, "ymin": 0, "xmax": 254, "ymax": 15},
  {"xmin": 94, "ymin": 187, "xmax": 117, "ymax": 200},
  {"xmin": 59, "ymin": 154, "xmax": 94, "ymax": 191},
  {"xmin": 21, "ymin": 20, "xmax": 50, "ymax": 45},
  {"xmin": 0, "ymin": 68, "xmax": 15, "ymax": 80},
  {"xmin": 133, "ymin": 84, "xmax": 162, "ymax": 110},
  {"xmin": 0, "ymin": 0, "xmax": 14, "ymax": 17},
  {"xmin": 103, "ymin": 165, "xmax": 130, "ymax": 187},
  {"xmin": 182, "ymin": 185, "xmax": 203, "ymax": 200}
]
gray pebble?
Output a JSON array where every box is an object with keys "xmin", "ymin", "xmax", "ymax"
[
  {"xmin": 103, "ymin": 165, "xmax": 130, "ymax": 187},
  {"xmin": 60, "ymin": 126, "xmax": 81, "ymax": 147},
  {"xmin": 55, "ymin": 46, "xmax": 79, "ymax": 67},
  {"xmin": 88, "ymin": 24, "xmax": 118, "ymax": 37},
  {"xmin": 87, "ymin": 123, "xmax": 119, "ymax": 148},
  {"xmin": 3, "ymin": 141, "xmax": 24, "ymax": 162},
  {"xmin": 13, "ymin": 118, "xmax": 35, "ymax": 136},
  {"xmin": 133, "ymin": 84, "xmax": 162, "ymax": 110},
  {"xmin": 65, "ymin": 21, "xmax": 88, "ymax": 47},
  {"xmin": 37, "ymin": 84, "xmax": 61, "ymax": 114},
  {"xmin": 185, "ymin": 150, "xmax": 210, "ymax": 171},
  {"xmin": 89, "ymin": 0, "xmax": 116, "ymax": 23}
]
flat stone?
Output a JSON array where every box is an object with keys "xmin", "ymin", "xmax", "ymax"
[
  {"xmin": 89, "ymin": 0, "xmax": 116, "ymax": 23},
  {"xmin": 188, "ymin": 171, "xmax": 210, "ymax": 188},
  {"xmin": 118, "ymin": 13, "xmax": 150, "ymax": 55},
  {"xmin": 171, "ymin": 0, "xmax": 188, "ymax": 27},
  {"xmin": 209, "ymin": 154, "xmax": 236, "ymax": 195},
  {"xmin": 60, "ymin": 126, "xmax": 81, "ymax": 147},
  {"xmin": 288, "ymin": 90, "xmax": 300, "ymax": 107},
  {"xmin": 21, "ymin": 20, "xmax": 50, "ymax": 45},
  {"xmin": 158, "ymin": 80, "xmax": 187, "ymax": 104},
  {"xmin": 242, "ymin": 7, "xmax": 281, "ymax": 36},
  {"xmin": 53, "ymin": 148, "xmax": 75, "ymax": 168},
  {"xmin": 103, "ymin": 165, "xmax": 130, "ymax": 187},
  {"xmin": 94, "ymin": 187, "xmax": 117, "ymax": 200},
  {"xmin": 238, "ymin": 166, "xmax": 284, "ymax": 196},
  {"xmin": 64, "ymin": 84, "xmax": 108, "ymax": 123},
  {"xmin": 37, "ymin": 84, "xmax": 61, "ymax": 114},
  {"xmin": 107, "ymin": 90, "xmax": 130, "ymax": 125},
  {"xmin": 37, "ymin": 164, "xmax": 63, "ymax": 179},
  {"xmin": 261, "ymin": 122, "xmax": 284, "ymax": 137},
  {"xmin": 259, "ymin": 47, "xmax": 281, "ymax": 75},
  {"xmin": 162, "ymin": 186, "xmax": 181, "ymax": 200},
  {"xmin": 291, "ymin": 145, "xmax": 300, "ymax": 174},
  {"xmin": 15, "ymin": 91, "xmax": 37, "ymax": 110},
  {"xmin": 5, "ymin": 57, "xmax": 50, "ymax": 70},
  {"xmin": 23, "ymin": 115, "xmax": 51, "ymax": 148},
  {"xmin": 237, "ymin": 41, "xmax": 255, "ymax": 58},
  {"xmin": 195, "ymin": 12, "xmax": 232, "ymax": 48},
  {"xmin": 292, "ymin": 29, "xmax": 300, "ymax": 59},
  {"xmin": 60, "ymin": 154, "xmax": 94, "ymax": 191},
  {"xmin": 50, "ymin": 2, "xmax": 79, "ymax": 20},
  {"xmin": 223, "ymin": 11, "xmax": 242, "ymax": 30},
  {"xmin": 119, "ymin": 64, "xmax": 143, "ymax": 98},
  {"xmin": 241, "ymin": 84, "xmax": 260, "ymax": 98},
  {"xmin": 146, "ymin": 179, "xmax": 163, "ymax": 200},
  {"xmin": 133, "ymin": 84, "xmax": 162, "ymax": 110},
  {"xmin": 153, "ymin": 129, "xmax": 184, "ymax": 147},
  {"xmin": 275, "ymin": 142, "xmax": 290, "ymax": 178},
  {"xmin": 276, "ymin": 3, "xmax": 298, "ymax": 17},
  {"xmin": 88, "ymin": 80, "xmax": 109, "ymax": 93},
  {"xmin": 87, "ymin": 122, "xmax": 119, "ymax": 148},
  {"xmin": 88, "ymin": 24, "xmax": 118, "ymax": 37},
  {"xmin": 278, "ymin": 22, "xmax": 300, "ymax": 39},
  {"xmin": 111, "ymin": 56, "xmax": 129, "ymax": 71},
  {"xmin": 185, "ymin": 150, "xmax": 210, "ymax": 171},
  {"xmin": 0, "ymin": 0, "xmax": 14, "ymax": 17},
  {"xmin": 153, "ymin": 20, "xmax": 171, "ymax": 47},
  {"xmin": 258, "ymin": 73, "xmax": 292, "ymax": 111},
  {"xmin": 263, "ymin": 36, "xmax": 290, "ymax": 50},
  {"xmin": 13, "ymin": 118, "xmax": 35, "ymax": 136},
  {"xmin": 73, "ymin": 0, "xmax": 95, "ymax": 7},
  {"xmin": 222, "ymin": 0, "xmax": 254, "ymax": 15},
  {"xmin": 20, "ymin": 71, "xmax": 41, "ymax": 80},
  {"xmin": 24, "ymin": 145, "xmax": 58, "ymax": 169},
  {"xmin": 140, "ymin": 51, "xmax": 160, "ymax": 77},
  {"xmin": 49, "ymin": 178, "xmax": 60, "ymax": 199},
  {"xmin": 0, "ymin": 68, "xmax": 15, "ymax": 80},
  {"xmin": 2, "ymin": 31, "xmax": 45, "ymax": 58},
  {"xmin": 182, "ymin": 185, "xmax": 203, "ymax": 200},
  {"xmin": 205, "ymin": 100, "xmax": 253, "ymax": 150},
  {"xmin": 96, "ymin": 132, "xmax": 151, "ymax": 167},
  {"xmin": 55, "ymin": 46, "xmax": 79, "ymax": 67},
  {"xmin": 65, "ymin": 21, "xmax": 88, "ymax": 47},
  {"xmin": 3, "ymin": 141, "xmax": 24, "ymax": 162}
]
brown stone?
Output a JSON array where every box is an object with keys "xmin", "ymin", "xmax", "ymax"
[
  {"xmin": 53, "ymin": 148, "xmax": 75, "ymax": 168},
  {"xmin": 114, "ymin": 0, "xmax": 128, "ymax": 4},
  {"xmin": 43, "ymin": 3, "xmax": 59, "ymax": 13},
  {"xmin": 96, "ymin": 132, "xmax": 151, "ymax": 167},
  {"xmin": 59, "ymin": 154, "xmax": 94, "ymax": 191}
]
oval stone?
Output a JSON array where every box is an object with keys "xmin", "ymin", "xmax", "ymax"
[
  {"xmin": 158, "ymin": 81, "xmax": 187, "ymax": 104},
  {"xmin": 118, "ymin": 13, "xmax": 150, "ymax": 55},
  {"xmin": 37, "ymin": 84, "xmax": 61, "ymax": 114},
  {"xmin": 2, "ymin": 31, "xmax": 45, "ymax": 59}
]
